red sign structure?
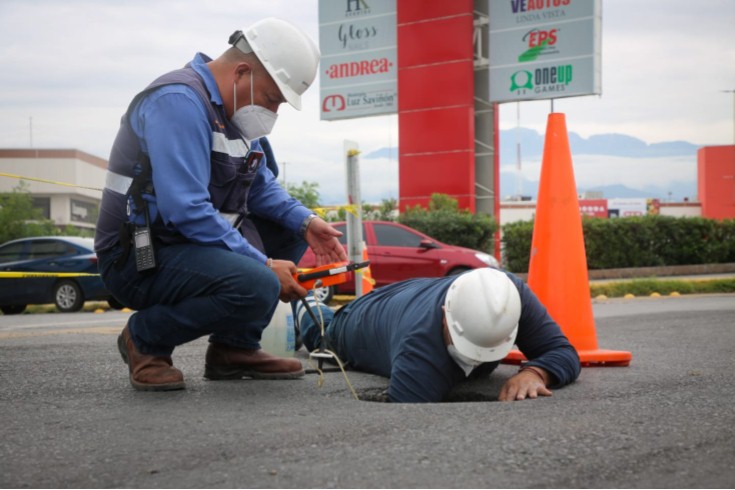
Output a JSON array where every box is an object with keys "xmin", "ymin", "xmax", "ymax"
[
  {"xmin": 397, "ymin": 0, "xmax": 477, "ymax": 212},
  {"xmin": 698, "ymin": 145, "xmax": 735, "ymax": 220}
]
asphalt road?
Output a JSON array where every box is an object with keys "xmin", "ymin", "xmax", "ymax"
[{"xmin": 1, "ymin": 294, "xmax": 734, "ymax": 488}]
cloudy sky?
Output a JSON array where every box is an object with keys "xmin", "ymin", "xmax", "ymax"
[{"xmin": 1, "ymin": 0, "xmax": 733, "ymax": 204}]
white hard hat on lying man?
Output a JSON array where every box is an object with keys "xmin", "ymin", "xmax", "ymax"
[{"xmin": 444, "ymin": 268, "xmax": 522, "ymax": 363}]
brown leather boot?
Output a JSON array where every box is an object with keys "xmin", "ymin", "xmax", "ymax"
[
  {"xmin": 117, "ymin": 324, "xmax": 185, "ymax": 391},
  {"xmin": 204, "ymin": 343, "xmax": 305, "ymax": 380}
]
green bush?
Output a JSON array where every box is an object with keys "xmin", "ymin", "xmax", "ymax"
[
  {"xmin": 501, "ymin": 215, "xmax": 735, "ymax": 273},
  {"xmin": 500, "ymin": 220, "xmax": 534, "ymax": 272}
]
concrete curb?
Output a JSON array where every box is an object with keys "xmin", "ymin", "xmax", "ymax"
[{"xmin": 514, "ymin": 262, "xmax": 735, "ymax": 281}]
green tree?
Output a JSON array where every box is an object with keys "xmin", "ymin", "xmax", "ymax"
[
  {"xmin": 0, "ymin": 181, "xmax": 60, "ymax": 243},
  {"xmin": 286, "ymin": 180, "xmax": 320, "ymax": 209},
  {"xmin": 361, "ymin": 198, "xmax": 399, "ymax": 221},
  {"xmin": 61, "ymin": 224, "xmax": 94, "ymax": 238},
  {"xmin": 378, "ymin": 198, "xmax": 398, "ymax": 220},
  {"xmin": 427, "ymin": 193, "xmax": 459, "ymax": 212}
]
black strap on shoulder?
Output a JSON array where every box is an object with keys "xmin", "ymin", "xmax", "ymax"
[
  {"xmin": 128, "ymin": 152, "xmax": 155, "ymax": 211},
  {"xmin": 115, "ymin": 153, "xmax": 154, "ymax": 271}
]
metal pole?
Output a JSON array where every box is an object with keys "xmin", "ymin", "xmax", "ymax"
[
  {"xmin": 516, "ymin": 102, "xmax": 522, "ymax": 198},
  {"xmin": 723, "ymin": 90, "xmax": 735, "ymax": 145},
  {"xmin": 345, "ymin": 140, "xmax": 365, "ymax": 297},
  {"xmin": 493, "ymin": 103, "xmax": 501, "ymax": 262}
]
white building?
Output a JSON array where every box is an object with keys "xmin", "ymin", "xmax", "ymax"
[{"xmin": 0, "ymin": 149, "xmax": 106, "ymax": 232}]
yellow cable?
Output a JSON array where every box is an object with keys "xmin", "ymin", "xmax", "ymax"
[
  {"xmin": 307, "ymin": 348, "xmax": 360, "ymax": 401},
  {"xmin": 306, "ymin": 283, "xmax": 360, "ymax": 401}
]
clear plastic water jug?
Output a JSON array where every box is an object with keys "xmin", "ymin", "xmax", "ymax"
[{"xmin": 260, "ymin": 301, "xmax": 296, "ymax": 357}]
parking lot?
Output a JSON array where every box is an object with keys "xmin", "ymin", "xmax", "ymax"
[{"xmin": 1, "ymin": 293, "xmax": 734, "ymax": 488}]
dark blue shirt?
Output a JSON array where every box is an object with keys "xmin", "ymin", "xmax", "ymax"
[{"xmin": 329, "ymin": 270, "xmax": 580, "ymax": 403}]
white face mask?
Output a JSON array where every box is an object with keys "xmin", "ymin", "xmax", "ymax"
[
  {"xmin": 231, "ymin": 71, "xmax": 278, "ymax": 141},
  {"xmin": 447, "ymin": 345, "xmax": 482, "ymax": 377}
]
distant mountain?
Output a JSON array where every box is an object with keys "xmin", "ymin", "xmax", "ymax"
[
  {"xmin": 364, "ymin": 129, "xmax": 701, "ymax": 162},
  {"xmin": 500, "ymin": 173, "xmax": 697, "ymax": 201},
  {"xmin": 361, "ymin": 129, "xmax": 700, "ymax": 202},
  {"xmin": 584, "ymin": 184, "xmax": 649, "ymax": 199},
  {"xmin": 499, "ymin": 128, "xmax": 700, "ymax": 162},
  {"xmin": 501, "ymin": 173, "xmax": 625, "ymax": 200}
]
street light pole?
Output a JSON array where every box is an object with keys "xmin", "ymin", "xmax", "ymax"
[{"xmin": 723, "ymin": 90, "xmax": 735, "ymax": 145}]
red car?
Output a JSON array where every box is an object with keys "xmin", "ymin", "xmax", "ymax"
[{"xmin": 297, "ymin": 221, "xmax": 500, "ymax": 302}]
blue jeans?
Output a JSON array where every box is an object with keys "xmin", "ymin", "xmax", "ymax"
[
  {"xmin": 99, "ymin": 222, "xmax": 307, "ymax": 357},
  {"xmin": 296, "ymin": 296, "xmax": 337, "ymax": 354}
]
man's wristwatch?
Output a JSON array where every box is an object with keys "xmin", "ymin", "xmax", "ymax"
[{"xmin": 300, "ymin": 213, "xmax": 319, "ymax": 237}]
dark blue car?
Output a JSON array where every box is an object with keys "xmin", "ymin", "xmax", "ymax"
[{"xmin": 0, "ymin": 236, "xmax": 122, "ymax": 314}]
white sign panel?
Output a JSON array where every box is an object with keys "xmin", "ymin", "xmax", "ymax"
[
  {"xmin": 319, "ymin": 0, "xmax": 397, "ymax": 120},
  {"xmin": 607, "ymin": 198, "xmax": 647, "ymax": 218},
  {"xmin": 488, "ymin": 0, "xmax": 602, "ymax": 103}
]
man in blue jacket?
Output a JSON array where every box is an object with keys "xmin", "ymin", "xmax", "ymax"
[
  {"xmin": 298, "ymin": 268, "xmax": 580, "ymax": 403},
  {"xmin": 95, "ymin": 18, "xmax": 346, "ymax": 391}
]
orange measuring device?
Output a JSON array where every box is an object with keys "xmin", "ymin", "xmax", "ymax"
[{"xmin": 293, "ymin": 260, "xmax": 370, "ymax": 289}]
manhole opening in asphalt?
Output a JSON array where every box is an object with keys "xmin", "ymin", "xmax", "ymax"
[
  {"xmin": 445, "ymin": 392, "xmax": 498, "ymax": 402},
  {"xmin": 356, "ymin": 388, "xmax": 497, "ymax": 403}
]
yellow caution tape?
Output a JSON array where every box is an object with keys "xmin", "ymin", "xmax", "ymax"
[
  {"xmin": 0, "ymin": 172, "xmax": 103, "ymax": 192},
  {"xmin": 0, "ymin": 272, "xmax": 99, "ymax": 278},
  {"xmin": 313, "ymin": 204, "xmax": 361, "ymax": 218}
]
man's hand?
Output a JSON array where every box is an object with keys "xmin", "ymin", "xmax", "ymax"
[
  {"xmin": 498, "ymin": 367, "xmax": 553, "ymax": 402},
  {"xmin": 304, "ymin": 217, "xmax": 348, "ymax": 266},
  {"xmin": 270, "ymin": 259, "xmax": 308, "ymax": 302}
]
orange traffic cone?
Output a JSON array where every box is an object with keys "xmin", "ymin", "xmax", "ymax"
[
  {"xmin": 359, "ymin": 243, "xmax": 375, "ymax": 295},
  {"xmin": 504, "ymin": 113, "xmax": 632, "ymax": 366}
]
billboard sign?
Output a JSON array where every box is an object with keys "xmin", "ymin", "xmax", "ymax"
[
  {"xmin": 319, "ymin": 0, "xmax": 397, "ymax": 120},
  {"xmin": 579, "ymin": 199, "xmax": 608, "ymax": 218},
  {"xmin": 488, "ymin": 0, "xmax": 602, "ymax": 103},
  {"xmin": 607, "ymin": 198, "xmax": 661, "ymax": 218}
]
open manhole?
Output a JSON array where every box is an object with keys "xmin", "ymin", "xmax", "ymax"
[
  {"xmin": 445, "ymin": 391, "xmax": 497, "ymax": 402},
  {"xmin": 356, "ymin": 388, "xmax": 390, "ymax": 402},
  {"xmin": 356, "ymin": 388, "xmax": 497, "ymax": 403}
]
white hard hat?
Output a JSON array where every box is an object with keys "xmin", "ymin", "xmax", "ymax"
[
  {"xmin": 230, "ymin": 18, "xmax": 320, "ymax": 110},
  {"xmin": 444, "ymin": 268, "xmax": 522, "ymax": 363}
]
